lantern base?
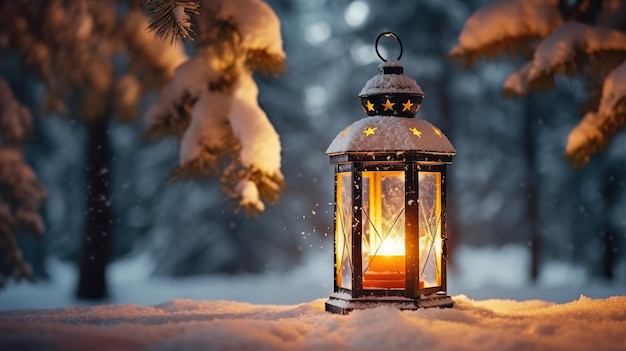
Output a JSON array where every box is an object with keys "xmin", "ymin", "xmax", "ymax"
[{"xmin": 325, "ymin": 292, "xmax": 453, "ymax": 314}]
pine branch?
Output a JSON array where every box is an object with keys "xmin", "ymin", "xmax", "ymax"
[
  {"xmin": 0, "ymin": 148, "xmax": 46, "ymax": 285},
  {"xmin": 449, "ymin": 36, "xmax": 536, "ymax": 67},
  {"xmin": 566, "ymin": 100, "xmax": 626, "ymax": 167},
  {"xmin": 0, "ymin": 203, "xmax": 33, "ymax": 284},
  {"xmin": 0, "ymin": 78, "xmax": 33, "ymax": 146},
  {"xmin": 525, "ymin": 23, "xmax": 626, "ymax": 92},
  {"xmin": 144, "ymin": 104, "xmax": 193, "ymax": 138},
  {"xmin": 245, "ymin": 49, "xmax": 286, "ymax": 76},
  {"xmin": 143, "ymin": 0, "xmax": 200, "ymax": 43},
  {"xmin": 122, "ymin": 9, "xmax": 188, "ymax": 85},
  {"xmin": 527, "ymin": 50, "xmax": 626, "ymax": 91},
  {"xmin": 170, "ymin": 134, "xmax": 239, "ymax": 180},
  {"xmin": 449, "ymin": 0, "xmax": 562, "ymax": 66},
  {"xmin": 503, "ymin": 61, "xmax": 533, "ymax": 96},
  {"xmin": 221, "ymin": 163, "xmax": 285, "ymax": 216}
]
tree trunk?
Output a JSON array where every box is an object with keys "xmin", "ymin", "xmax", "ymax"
[
  {"xmin": 601, "ymin": 164, "xmax": 620, "ymax": 280},
  {"xmin": 76, "ymin": 117, "xmax": 112, "ymax": 300},
  {"xmin": 523, "ymin": 96, "xmax": 541, "ymax": 282}
]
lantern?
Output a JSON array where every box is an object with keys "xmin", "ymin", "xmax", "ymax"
[{"xmin": 325, "ymin": 32, "xmax": 456, "ymax": 314}]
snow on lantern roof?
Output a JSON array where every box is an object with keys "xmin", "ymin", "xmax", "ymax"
[
  {"xmin": 359, "ymin": 61, "xmax": 425, "ymax": 97},
  {"xmin": 329, "ymin": 32, "xmax": 454, "ymax": 157},
  {"xmin": 326, "ymin": 116, "xmax": 456, "ymax": 155}
]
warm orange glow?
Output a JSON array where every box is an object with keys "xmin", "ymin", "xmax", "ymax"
[
  {"xmin": 364, "ymin": 233, "xmax": 405, "ymax": 288},
  {"xmin": 336, "ymin": 172, "xmax": 352, "ymax": 290},
  {"xmin": 376, "ymin": 236, "xmax": 405, "ymax": 255},
  {"xmin": 362, "ymin": 170, "xmax": 406, "ymax": 290},
  {"xmin": 418, "ymin": 171, "xmax": 442, "ymax": 288},
  {"xmin": 364, "ymin": 254, "xmax": 405, "ymax": 289}
]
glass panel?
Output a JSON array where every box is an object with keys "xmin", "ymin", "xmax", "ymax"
[
  {"xmin": 336, "ymin": 172, "xmax": 352, "ymax": 290},
  {"xmin": 362, "ymin": 171, "xmax": 405, "ymax": 289},
  {"xmin": 418, "ymin": 172, "xmax": 442, "ymax": 288}
]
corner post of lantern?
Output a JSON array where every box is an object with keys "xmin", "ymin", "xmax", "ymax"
[
  {"xmin": 325, "ymin": 32, "xmax": 456, "ymax": 314},
  {"xmin": 404, "ymin": 161, "xmax": 419, "ymax": 298},
  {"xmin": 351, "ymin": 161, "xmax": 364, "ymax": 296},
  {"xmin": 440, "ymin": 164, "xmax": 449, "ymax": 295}
]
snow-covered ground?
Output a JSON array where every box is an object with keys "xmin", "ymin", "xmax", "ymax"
[
  {"xmin": 0, "ymin": 245, "xmax": 625, "ymax": 350},
  {"xmin": 0, "ymin": 245, "xmax": 624, "ymax": 311},
  {"xmin": 1, "ymin": 294, "xmax": 625, "ymax": 350}
]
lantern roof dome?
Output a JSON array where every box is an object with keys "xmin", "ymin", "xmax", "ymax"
[
  {"xmin": 328, "ymin": 32, "xmax": 455, "ymax": 158},
  {"xmin": 326, "ymin": 116, "xmax": 456, "ymax": 155},
  {"xmin": 358, "ymin": 61, "xmax": 426, "ymax": 118},
  {"xmin": 359, "ymin": 61, "xmax": 425, "ymax": 97}
]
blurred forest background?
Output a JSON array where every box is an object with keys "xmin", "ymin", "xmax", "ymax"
[{"xmin": 1, "ymin": 0, "xmax": 625, "ymax": 300}]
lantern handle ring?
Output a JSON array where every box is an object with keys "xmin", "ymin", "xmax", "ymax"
[{"xmin": 375, "ymin": 32, "xmax": 403, "ymax": 62}]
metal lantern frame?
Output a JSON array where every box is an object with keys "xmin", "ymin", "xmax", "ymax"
[{"xmin": 325, "ymin": 32, "xmax": 455, "ymax": 314}]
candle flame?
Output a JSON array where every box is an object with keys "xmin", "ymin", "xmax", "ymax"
[{"xmin": 376, "ymin": 236, "xmax": 405, "ymax": 256}]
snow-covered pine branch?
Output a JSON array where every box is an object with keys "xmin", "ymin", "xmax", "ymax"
[
  {"xmin": 452, "ymin": 0, "xmax": 626, "ymax": 167},
  {"xmin": 566, "ymin": 61, "xmax": 626, "ymax": 166},
  {"xmin": 144, "ymin": 0, "xmax": 201, "ymax": 42},
  {"xmin": 116, "ymin": 9, "xmax": 189, "ymax": 120},
  {"xmin": 0, "ymin": 79, "xmax": 46, "ymax": 285},
  {"xmin": 449, "ymin": 0, "xmax": 562, "ymax": 65},
  {"xmin": 502, "ymin": 23, "xmax": 626, "ymax": 96},
  {"xmin": 526, "ymin": 23, "xmax": 626, "ymax": 91},
  {"xmin": 0, "ymin": 1, "xmax": 195, "ymax": 289},
  {"xmin": 145, "ymin": 0, "xmax": 286, "ymax": 214}
]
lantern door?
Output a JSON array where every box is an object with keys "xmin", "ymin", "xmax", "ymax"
[
  {"xmin": 417, "ymin": 167, "xmax": 445, "ymax": 292},
  {"xmin": 361, "ymin": 166, "xmax": 407, "ymax": 292},
  {"xmin": 334, "ymin": 168, "xmax": 353, "ymax": 291}
]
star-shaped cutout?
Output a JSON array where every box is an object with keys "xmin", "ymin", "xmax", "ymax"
[
  {"xmin": 363, "ymin": 126, "xmax": 377, "ymax": 136},
  {"xmin": 365, "ymin": 100, "xmax": 375, "ymax": 112},
  {"xmin": 341, "ymin": 127, "xmax": 351, "ymax": 137},
  {"xmin": 382, "ymin": 99, "xmax": 395, "ymax": 111},
  {"xmin": 432, "ymin": 127, "xmax": 442, "ymax": 137},
  {"xmin": 402, "ymin": 99, "xmax": 414, "ymax": 112},
  {"xmin": 409, "ymin": 127, "xmax": 422, "ymax": 138}
]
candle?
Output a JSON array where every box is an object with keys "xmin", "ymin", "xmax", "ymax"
[{"xmin": 363, "ymin": 255, "xmax": 405, "ymax": 289}]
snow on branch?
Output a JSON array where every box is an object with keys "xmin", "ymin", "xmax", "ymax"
[
  {"xmin": 116, "ymin": 9, "xmax": 189, "ymax": 120},
  {"xmin": 145, "ymin": 0, "xmax": 286, "ymax": 214},
  {"xmin": 123, "ymin": 10, "xmax": 189, "ymax": 80},
  {"xmin": 502, "ymin": 61, "xmax": 533, "ymax": 96},
  {"xmin": 455, "ymin": 0, "xmax": 626, "ymax": 167},
  {"xmin": 566, "ymin": 61, "xmax": 626, "ymax": 167},
  {"xmin": 144, "ymin": 0, "xmax": 200, "ymax": 42},
  {"xmin": 204, "ymin": 0, "xmax": 286, "ymax": 75},
  {"xmin": 449, "ymin": 0, "xmax": 562, "ymax": 65},
  {"xmin": 502, "ymin": 22, "xmax": 626, "ymax": 96},
  {"xmin": 526, "ymin": 22, "xmax": 626, "ymax": 91},
  {"xmin": 144, "ymin": 50, "xmax": 222, "ymax": 137}
]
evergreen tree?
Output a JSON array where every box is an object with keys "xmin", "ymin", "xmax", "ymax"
[
  {"xmin": 0, "ymin": 0, "xmax": 186, "ymax": 297},
  {"xmin": 451, "ymin": 0, "xmax": 626, "ymax": 279},
  {"xmin": 0, "ymin": 0, "xmax": 289, "ymax": 292},
  {"xmin": 450, "ymin": 0, "xmax": 626, "ymax": 167}
]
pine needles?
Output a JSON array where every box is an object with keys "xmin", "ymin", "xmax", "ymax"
[{"xmin": 144, "ymin": 0, "xmax": 200, "ymax": 43}]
